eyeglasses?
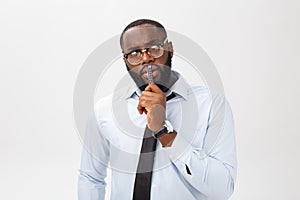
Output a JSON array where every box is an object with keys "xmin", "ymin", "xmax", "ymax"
[{"xmin": 123, "ymin": 38, "xmax": 168, "ymax": 65}]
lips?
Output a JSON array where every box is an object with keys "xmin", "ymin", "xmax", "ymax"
[
  {"xmin": 141, "ymin": 64, "xmax": 158, "ymax": 76},
  {"xmin": 141, "ymin": 65, "xmax": 158, "ymax": 82}
]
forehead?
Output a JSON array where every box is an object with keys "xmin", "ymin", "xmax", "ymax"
[{"xmin": 122, "ymin": 24, "xmax": 166, "ymax": 51}]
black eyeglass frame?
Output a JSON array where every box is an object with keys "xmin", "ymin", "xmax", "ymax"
[{"xmin": 123, "ymin": 38, "xmax": 168, "ymax": 65}]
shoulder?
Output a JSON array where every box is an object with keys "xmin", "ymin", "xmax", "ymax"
[
  {"xmin": 188, "ymin": 85, "xmax": 233, "ymax": 114},
  {"xmin": 189, "ymin": 85, "xmax": 210, "ymax": 95},
  {"xmin": 188, "ymin": 85, "xmax": 211, "ymax": 103},
  {"xmin": 94, "ymin": 94, "xmax": 113, "ymax": 111}
]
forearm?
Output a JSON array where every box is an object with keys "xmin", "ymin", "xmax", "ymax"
[
  {"xmin": 78, "ymin": 145, "xmax": 108, "ymax": 200},
  {"xmin": 78, "ymin": 113, "xmax": 109, "ymax": 200},
  {"xmin": 78, "ymin": 168, "xmax": 106, "ymax": 200},
  {"xmin": 164, "ymin": 100, "xmax": 237, "ymax": 199},
  {"xmin": 171, "ymin": 145, "xmax": 235, "ymax": 199}
]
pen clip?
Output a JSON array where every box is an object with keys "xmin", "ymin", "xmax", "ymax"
[{"xmin": 147, "ymin": 65, "xmax": 153, "ymax": 84}]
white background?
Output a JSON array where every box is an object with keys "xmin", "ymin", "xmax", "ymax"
[{"xmin": 1, "ymin": 0, "xmax": 299, "ymax": 199}]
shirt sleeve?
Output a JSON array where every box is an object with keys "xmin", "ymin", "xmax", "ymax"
[
  {"xmin": 78, "ymin": 114, "xmax": 110, "ymax": 200},
  {"xmin": 165, "ymin": 96, "xmax": 237, "ymax": 200}
]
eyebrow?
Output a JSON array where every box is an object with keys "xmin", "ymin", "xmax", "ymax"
[{"xmin": 126, "ymin": 39, "xmax": 164, "ymax": 52}]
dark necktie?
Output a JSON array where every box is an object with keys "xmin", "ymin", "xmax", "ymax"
[{"xmin": 132, "ymin": 92, "xmax": 176, "ymax": 200}]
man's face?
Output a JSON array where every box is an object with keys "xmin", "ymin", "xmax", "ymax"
[{"xmin": 121, "ymin": 24, "xmax": 173, "ymax": 92}]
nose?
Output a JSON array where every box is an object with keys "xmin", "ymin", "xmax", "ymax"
[{"xmin": 141, "ymin": 51, "xmax": 154, "ymax": 65}]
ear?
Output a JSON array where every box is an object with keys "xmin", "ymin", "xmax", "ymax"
[{"xmin": 168, "ymin": 41, "xmax": 174, "ymax": 58}]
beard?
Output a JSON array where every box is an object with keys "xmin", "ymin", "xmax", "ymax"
[{"xmin": 126, "ymin": 52, "xmax": 172, "ymax": 93}]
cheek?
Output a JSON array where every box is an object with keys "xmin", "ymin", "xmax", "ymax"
[
  {"xmin": 154, "ymin": 52, "xmax": 169, "ymax": 64},
  {"xmin": 126, "ymin": 60, "xmax": 141, "ymax": 72},
  {"xmin": 129, "ymin": 65, "xmax": 142, "ymax": 75},
  {"xmin": 127, "ymin": 64, "xmax": 145, "ymax": 78}
]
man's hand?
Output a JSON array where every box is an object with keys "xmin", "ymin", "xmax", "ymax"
[
  {"xmin": 137, "ymin": 83, "xmax": 166, "ymax": 132},
  {"xmin": 138, "ymin": 83, "xmax": 177, "ymax": 147}
]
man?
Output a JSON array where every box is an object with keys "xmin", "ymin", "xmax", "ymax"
[{"xmin": 78, "ymin": 19, "xmax": 236, "ymax": 200}]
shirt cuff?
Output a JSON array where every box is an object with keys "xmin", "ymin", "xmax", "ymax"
[{"xmin": 163, "ymin": 133, "xmax": 193, "ymax": 163}]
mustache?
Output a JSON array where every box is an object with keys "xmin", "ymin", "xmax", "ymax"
[
  {"xmin": 140, "ymin": 64, "xmax": 159, "ymax": 76},
  {"xmin": 125, "ymin": 52, "xmax": 172, "ymax": 92}
]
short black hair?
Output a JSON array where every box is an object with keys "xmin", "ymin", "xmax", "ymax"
[{"xmin": 120, "ymin": 19, "xmax": 167, "ymax": 49}]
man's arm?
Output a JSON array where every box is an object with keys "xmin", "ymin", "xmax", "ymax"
[
  {"xmin": 138, "ymin": 83, "xmax": 236, "ymax": 199},
  {"xmin": 78, "ymin": 114, "xmax": 110, "ymax": 200},
  {"xmin": 166, "ymin": 96, "xmax": 237, "ymax": 200}
]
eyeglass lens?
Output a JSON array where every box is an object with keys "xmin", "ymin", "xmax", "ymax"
[{"xmin": 127, "ymin": 45, "xmax": 164, "ymax": 65}]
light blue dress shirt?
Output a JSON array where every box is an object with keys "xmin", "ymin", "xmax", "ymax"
[{"xmin": 78, "ymin": 71, "xmax": 237, "ymax": 200}]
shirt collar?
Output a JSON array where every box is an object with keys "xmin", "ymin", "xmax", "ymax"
[{"xmin": 125, "ymin": 71, "xmax": 189, "ymax": 100}]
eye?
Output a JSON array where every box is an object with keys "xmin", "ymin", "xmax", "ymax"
[
  {"xmin": 127, "ymin": 51, "xmax": 142, "ymax": 63},
  {"xmin": 128, "ymin": 51, "xmax": 139, "ymax": 57},
  {"xmin": 150, "ymin": 45, "xmax": 160, "ymax": 50},
  {"xmin": 148, "ymin": 45, "xmax": 163, "ymax": 57}
]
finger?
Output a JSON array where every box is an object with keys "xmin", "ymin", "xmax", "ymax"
[
  {"xmin": 141, "ymin": 91, "xmax": 153, "ymax": 96},
  {"xmin": 137, "ymin": 101, "xmax": 146, "ymax": 115},
  {"xmin": 141, "ymin": 92, "xmax": 166, "ymax": 107},
  {"xmin": 141, "ymin": 91, "xmax": 164, "ymax": 99},
  {"xmin": 137, "ymin": 104, "xmax": 143, "ymax": 115},
  {"xmin": 139, "ymin": 96, "xmax": 163, "ymax": 105},
  {"xmin": 138, "ymin": 99, "xmax": 151, "ymax": 115},
  {"xmin": 137, "ymin": 107, "xmax": 147, "ymax": 115},
  {"xmin": 138, "ymin": 99, "xmax": 151, "ymax": 110},
  {"xmin": 147, "ymin": 83, "xmax": 164, "ymax": 94},
  {"xmin": 144, "ymin": 84, "xmax": 152, "ymax": 92}
]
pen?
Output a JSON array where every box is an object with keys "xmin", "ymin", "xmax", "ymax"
[{"xmin": 147, "ymin": 65, "xmax": 154, "ymax": 84}]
